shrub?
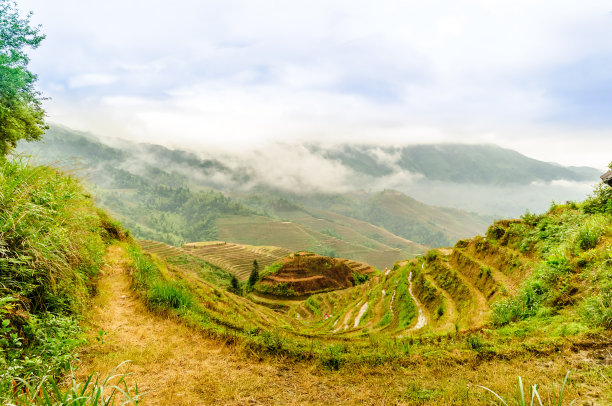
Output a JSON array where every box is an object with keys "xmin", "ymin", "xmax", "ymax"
[
  {"xmin": 424, "ymin": 250, "xmax": 438, "ymax": 263},
  {"xmin": 436, "ymin": 304, "xmax": 445, "ymax": 318},
  {"xmin": 147, "ymin": 281, "xmax": 193, "ymax": 310},
  {"xmin": 0, "ymin": 159, "xmax": 111, "ymax": 389},
  {"xmin": 583, "ymin": 182, "xmax": 612, "ymax": 215},
  {"xmin": 575, "ymin": 225, "xmax": 600, "ymax": 251},
  {"xmin": 466, "ymin": 334, "xmax": 485, "ymax": 351},
  {"xmin": 581, "ymin": 291, "xmax": 612, "ymax": 329},
  {"xmin": 352, "ymin": 272, "xmax": 369, "ymax": 284},
  {"xmin": 491, "ymin": 281, "xmax": 547, "ymax": 326},
  {"xmin": 378, "ymin": 311, "xmax": 392, "ymax": 327}
]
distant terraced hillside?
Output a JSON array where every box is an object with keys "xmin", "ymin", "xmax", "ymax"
[
  {"xmin": 138, "ymin": 240, "xmax": 292, "ymax": 281},
  {"xmin": 141, "ymin": 196, "xmax": 611, "ymax": 343}
]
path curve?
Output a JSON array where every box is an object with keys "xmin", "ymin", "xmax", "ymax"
[{"xmin": 408, "ymin": 271, "xmax": 427, "ymax": 331}]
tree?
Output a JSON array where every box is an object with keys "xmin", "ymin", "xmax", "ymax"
[
  {"xmin": 0, "ymin": 1, "xmax": 47, "ymax": 156},
  {"xmin": 248, "ymin": 259, "xmax": 259, "ymax": 286},
  {"xmin": 229, "ymin": 274, "xmax": 240, "ymax": 294}
]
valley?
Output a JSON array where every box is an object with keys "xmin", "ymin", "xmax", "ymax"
[{"xmin": 2, "ymin": 3, "xmax": 611, "ymax": 404}]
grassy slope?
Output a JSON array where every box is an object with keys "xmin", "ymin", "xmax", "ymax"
[
  {"xmin": 0, "ymin": 157, "xmax": 128, "ymax": 400},
  {"xmin": 77, "ymin": 243, "xmax": 606, "ymax": 405}
]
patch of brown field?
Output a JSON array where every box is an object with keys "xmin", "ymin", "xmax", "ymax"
[{"xmin": 74, "ymin": 245, "xmax": 611, "ymax": 405}]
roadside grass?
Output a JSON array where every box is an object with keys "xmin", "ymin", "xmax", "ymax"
[
  {"xmin": 2, "ymin": 362, "xmax": 141, "ymax": 406},
  {"xmin": 0, "ymin": 158, "xmax": 126, "ymax": 396}
]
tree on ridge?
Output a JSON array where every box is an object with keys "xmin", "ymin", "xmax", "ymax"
[{"xmin": 0, "ymin": 0, "xmax": 47, "ymax": 156}]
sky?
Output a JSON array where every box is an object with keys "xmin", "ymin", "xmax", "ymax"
[{"xmin": 18, "ymin": 0, "xmax": 612, "ymax": 169}]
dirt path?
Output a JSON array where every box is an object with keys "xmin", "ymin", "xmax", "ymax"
[
  {"xmin": 407, "ymin": 272, "xmax": 426, "ymax": 331},
  {"xmin": 353, "ymin": 302, "xmax": 369, "ymax": 328},
  {"xmin": 78, "ymin": 245, "xmax": 405, "ymax": 405}
]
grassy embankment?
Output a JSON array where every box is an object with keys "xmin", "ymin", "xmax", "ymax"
[{"xmin": 0, "ymin": 158, "xmax": 140, "ymax": 404}]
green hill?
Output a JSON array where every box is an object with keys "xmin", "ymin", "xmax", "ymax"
[
  {"xmin": 310, "ymin": 143, "xmax": 600, "ymax": 185},
  {"xmin": 3, "ymin": 152, "xmax": 611, "ymax": 404},
  {"xmin": 19, "ymin": 126, "xmax": 499, "ymax": 267}
]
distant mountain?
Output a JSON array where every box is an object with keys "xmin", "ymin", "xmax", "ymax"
[
  {"xmin": 309, "ymin": 143, "xmax": 601, "ymax": 185},
  {"xmin": 17, "ymin": 124, "xmax": 599, "ymax": 256}
]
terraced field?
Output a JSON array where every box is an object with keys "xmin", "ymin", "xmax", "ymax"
[
  {"xmin": 138, "ymin": 227, "xmax": 534, "ymax": 339},
  {"xmin": 407, "ymin": 235, "xmax": 533, "ymax": 332},
  {"xmin": 216, "ymin": 215, "xmax": 418, "ymax": 269},
  {"xmin": 138, "ymin": 240, "xmax": 292, "ymax": 281}
]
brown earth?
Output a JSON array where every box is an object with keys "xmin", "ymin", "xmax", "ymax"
[{"xmin": 258, "ymin": 253, "xmax": 369, "ymax": 296}]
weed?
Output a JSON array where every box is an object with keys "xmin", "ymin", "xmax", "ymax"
[
  {"xmin": 147, "ymin": 281, "xmax": 194, "ymax": 310},
  {"xmin": 1, "ymin": 361, "xmax": 142, "ymax": 405},
  {"xmin": 403, "ymin": 382, "xmax": 439, "ymax": 403},
  {"xmin": 320, "ymin": 344, "xmax": 344, "ymax": 370},
  {"xmin": 378, "ymin": 311, "xmax": 392, "ymax": 327},
  {"xmin": 466, "ymin": 334, "xmax": 486, "ymax": 351},
  {"xmin": 574, "ymin": 224, "xmax": 600, "ymax": 251},
  {"xmin": 477, "ymin": 371, "xmax": 575, "ymax": 406}
]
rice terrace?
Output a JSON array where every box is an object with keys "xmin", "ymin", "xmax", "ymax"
[{"xmin": 2, "ymin": 0, "xmax": 612, "ymax": 405}]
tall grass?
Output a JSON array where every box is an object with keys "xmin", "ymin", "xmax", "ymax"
[
  {"xmin": 0, "ymin": 158, "xmax": 121, "ymax": 392},
  {"xmin": 1, "ymin": 361, "xmax": 142, "ymax": 405},
  {"xmin": 126, "ymin": 245, "xmax": 195, "ymax": 313},
  {"xmin": 478, "ymin": 371, "xmax": 575, "ymax": 406}
]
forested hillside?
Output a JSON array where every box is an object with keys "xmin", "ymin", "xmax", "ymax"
[{"xmin": 19, "ymin": 126, "xmax": 499, "ymax": 267}]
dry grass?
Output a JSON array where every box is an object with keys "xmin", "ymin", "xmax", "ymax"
[{"xmin": 73, "ymin": 245, "xmax": 611, "ymax": 405}]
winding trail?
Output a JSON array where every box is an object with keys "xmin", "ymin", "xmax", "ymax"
[
  {"xmin": 353, "ymin": 302, "xmax": 369, "ymax": 328},
  {"xmin": 407, "ymin": 271, "xmax": 427, "ymax": 331},
  {"xmin": 389, "ymin": 291, "xmax": 396, "ymax": 318},
  {"xmin": 77, "ymin": 245, "xmax": 404, "ymax": 405}
]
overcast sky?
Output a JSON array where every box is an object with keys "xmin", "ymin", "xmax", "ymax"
[{"xmin": 18, "ymin": 0, "xmax": 612, "ymax": 169}]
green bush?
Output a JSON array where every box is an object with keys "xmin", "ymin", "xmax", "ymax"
[
  {"xmin": 0, "ymin": 159, "xmax": 111, "ymax": 389},
  {"xmin": 491, "ymin": 281, "xmax": 547, "ymax": 326},
  {"xmin": 575, "ymin": 225, "xmax": 600, "ymax": 251},
  {"xmin": 147, "ymin": 281, "xmax": 193, "ymax": 310},
  {"xmin": 378, "ymin": 311, "xmax": 392, "ymax": 327},
  {"xmin": 352, "ymin": 272, "xmax": 369, "ymax": 284},
  {"xmin": 583, "ymin": 182, "xmax": 612, "ymax": 215},
  {"xmin": 581, "ymin": 290, "xmax": 612, "ymax": 329}
]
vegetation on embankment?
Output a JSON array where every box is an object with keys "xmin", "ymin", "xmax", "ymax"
[{"xmin": 0, "ymin": 157, "xmax": 130, "ymax": 401}]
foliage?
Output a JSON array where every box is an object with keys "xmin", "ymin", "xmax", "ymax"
[
  {"xmin": 259, "ymin": 262, "xmax": 283, "ymax": 279},
  {"xmin": 582, "ymin": 183, "xmax": 612, "ymax": 215},
  {"xmin": 248, "ymin": 260, "xmax": 259, "ymax": 287},
  {"xmin": 0, "ymin": 158, "xmax": 117, "ymax": 393},
  {"xmin": 305, "ymin": 296, "xmax": 321, "ymax": 316},
  {"xmin": 127, "ymin": 245, "xmax": 194, "ymax": 313},
  {"xmin": 377, "ymin": 311, "xmax": 392, "ymax": 327},
  {"xmin": 352, "ymin": 272, "xmax": 369, "ymax": 284},
  {"xmin": 228, "ymin": 275, "xmax": 240, "ymax": 294},
  {"xmin": 0, "ymin": 0, "xmax": 47, "ymax": 155},
  {"xmin": 1, "ymin": 361, "xmax": 142, "ymax": 405},
  {"xmin": 580, "ymin": 289, "xmax": 612, "ymax": 329},
  {"xmin": 147, "ymin": 281, "xmax": 193, "ymax": 310},
  {"xmin": 477, "ymin": 371, "xmax": 575, "ymax": 406}
]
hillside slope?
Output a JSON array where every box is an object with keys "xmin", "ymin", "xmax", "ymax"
[{"xmin": 0, "ymin": 158, "xmax": 129, "ymax": 400}]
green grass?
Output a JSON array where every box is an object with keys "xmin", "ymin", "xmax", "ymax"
[
  {"xmin": 1, "ymin": 361, "xmax": 142, "ymax": 405},
  {"xmin": 478, "ymin": 371, "xmax": 575, "ymax": 406},
  {"xmin": 0, "ymin": 157, "xmax": 124, "ymax": 395}
]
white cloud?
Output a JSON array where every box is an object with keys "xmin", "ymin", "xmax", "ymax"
[
  {"xmin": 68, "ymin": 74, "xmax": 117, "ymax": 89},
  {"xmin": 17, "ymin": 0, "xmax": 612, "ymax": 168}
]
